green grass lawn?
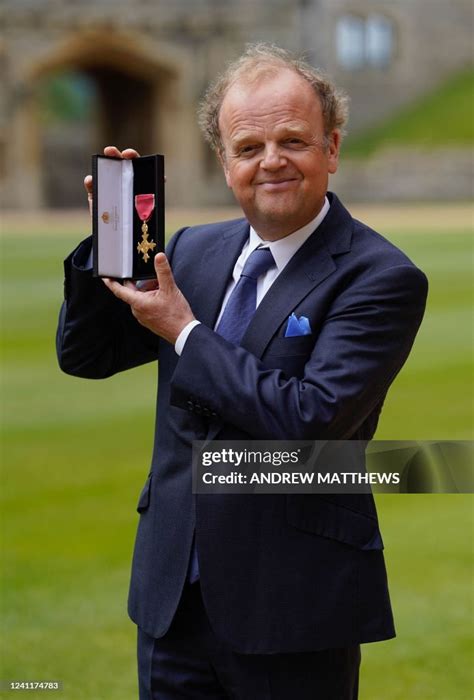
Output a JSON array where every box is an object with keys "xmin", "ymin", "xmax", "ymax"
[
  {"xmin": 344, "ymin": 68, "xmax": 474, "ymax": 157},
  {"xmin": 1, "ymin": 216, "xmax": 473, "ymax": 698}
]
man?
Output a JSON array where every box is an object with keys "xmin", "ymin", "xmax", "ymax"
[{"xmin": 57, "ymin": 44, "xmax": 428, "ymax": 699}]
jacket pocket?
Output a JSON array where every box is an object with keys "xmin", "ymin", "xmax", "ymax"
[
  {"xmin": 266, "ymin": 335, "xmax": 315, "ymax": 357},
  {"xmin": 286, "ymin": 495, "xmax": 384, "ymax": 550},
  {"xmin": 136, "ymin": 474, "xmax": 152, "ymax": 513}
]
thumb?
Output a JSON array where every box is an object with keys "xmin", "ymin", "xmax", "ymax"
[{"xmin": 154, "ymin": 253, "xmax": 175, "ymax": 293}]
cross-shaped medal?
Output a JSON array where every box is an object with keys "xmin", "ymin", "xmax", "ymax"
[{"xmin": 137, "ymin": 221, "xmax": 157, "ymax": 263}]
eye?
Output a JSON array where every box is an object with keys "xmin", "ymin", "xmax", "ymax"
[
  {"xmin": 284, "ymin": 138, "xmax": 305, "ymax": 147},
  {"xmin": 238, "ymin": 144, "xmax": 259, "ymax": 156}
]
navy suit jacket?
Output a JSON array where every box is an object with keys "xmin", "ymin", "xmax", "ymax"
[{"xmin": 57, "ymin": 193, "xmax": 428, "ymax": 653}]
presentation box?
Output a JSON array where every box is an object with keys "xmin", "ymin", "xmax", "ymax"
[{"xmin": 92, "ymin": 154, "xmax": 165, "ymax": 279}]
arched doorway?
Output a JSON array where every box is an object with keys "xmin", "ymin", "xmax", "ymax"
[
  {"xmin": 15, "ymin": 31, "xmax": 180, "ymax": 208},
  {"xmin": 38, "ymin": 64, "xmax": 158, "ymax": 207}
]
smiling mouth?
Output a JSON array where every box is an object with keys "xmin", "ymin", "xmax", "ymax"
[{"xmin": 256, "ymin": 179, "xmax": 298, "ymax": 188}]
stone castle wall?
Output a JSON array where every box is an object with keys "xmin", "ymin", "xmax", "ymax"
[{"xmin": 1, "ymin": 0, "xmax": 472, "ymax": 208}]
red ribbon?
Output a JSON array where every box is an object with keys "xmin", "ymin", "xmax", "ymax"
[{"xmin": 135, "ymin": 194, "xmax": 155, "ymax": 222}]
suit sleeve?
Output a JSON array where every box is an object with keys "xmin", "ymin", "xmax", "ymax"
[
  {"xmin": 56, "ymin": 228, "xmax": 186, "ymax": 379},
  {"xmin": 169, "ymin": 263, "xmax": 428, "ymax": 439}
]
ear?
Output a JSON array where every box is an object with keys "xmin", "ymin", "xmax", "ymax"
[{"xmin": 327, "ymin": 129, "xmax": 341, "ymax": 175}]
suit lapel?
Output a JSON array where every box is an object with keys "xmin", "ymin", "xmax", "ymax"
[
  {"xmin": 241, "ymin": 194, "xmax": 354, "ymax": 358},
  {"xmin": 191, "ymin": 219, "xmax": 249, "ymax": 329},
  {"xmin": 191, "ymin": 194, "xmax": 353, "ymax": 358}
]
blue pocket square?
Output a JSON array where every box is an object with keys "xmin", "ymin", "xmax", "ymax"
[{"xmin": 284, "ymin": 313, "xmax": 312, "ymax": 337}]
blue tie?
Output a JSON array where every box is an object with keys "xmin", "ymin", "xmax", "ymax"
[
  {"xmin": 187, "ymin": 246, "xmax": 275, "ymax": 583},
  {"xmin": 216, "ymin": 247, "xmax": 276, "ymax": 344}
]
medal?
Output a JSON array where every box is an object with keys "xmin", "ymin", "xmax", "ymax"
[{"xmin": 135, "ymin": 194, "xmax": 156, "ymax": 262}]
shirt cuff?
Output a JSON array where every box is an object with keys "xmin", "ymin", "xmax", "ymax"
[
  {"xmin": 175, "ymin": 320, "xmax": 201, "ymax": 355},
  {"xmin": 85, "ymin": 248, "xmax": 93, "ymax": 270}
]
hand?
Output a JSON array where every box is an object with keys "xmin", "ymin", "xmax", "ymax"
[
  {"xmin": 83, "ymin": 145, "xmax": 140, "ymax": 217},
  {"xmin": 103, "ymin": 253, "xmax": 196, "ymax": 344}
]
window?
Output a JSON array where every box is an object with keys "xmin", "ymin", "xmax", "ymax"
[
  {"xmin": 336, "ymin": 13, "xmax": 395, "ymax": 70},
  {"xmin": 336, "ymin": 15, "xmax": 366, "ymax": 70},
  {"xmin": 366, "ymin": 14, "xmax": 394, "ymax": 68}
]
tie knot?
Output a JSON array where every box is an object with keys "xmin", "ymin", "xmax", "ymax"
[{"xmin": 241, "ymin": 247, "xmax": 275, "ymax": 281}]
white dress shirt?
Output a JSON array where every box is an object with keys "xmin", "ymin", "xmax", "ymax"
[{"xmin": 175, "ymin": 196, "xmax": 330, "ymax": 355}]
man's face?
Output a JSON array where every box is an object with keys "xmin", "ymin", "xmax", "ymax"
[{"xmin": 218, "ymin": 69, "xmax": 340, "ymax": 240}]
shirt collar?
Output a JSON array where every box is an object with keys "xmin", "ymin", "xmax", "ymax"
[{"xmin": 248, "ymin": 196, "xmax": 330, "ymax": 271}]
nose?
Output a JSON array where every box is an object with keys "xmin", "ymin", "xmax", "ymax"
[{"xmin": 260, "ymin": 143, "xmax": 287, "ymax": 170}]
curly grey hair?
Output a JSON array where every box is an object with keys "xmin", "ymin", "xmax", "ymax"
[{"xmin": 198, "ymin": 43, "xmax": 349, "ymax": 156}]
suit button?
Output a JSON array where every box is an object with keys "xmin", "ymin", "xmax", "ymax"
[
  {"xmin": 211, "ymin": 411, "xmax": 218, "ymax": 418},
  {"xmin": 202, "ymin": 407, "xmax": 211, "ymax": 417},
  {"xmin": 194, "ymin": 404, "xmax": 203, "ymax": 415},
  {"xmin": 187, "ymin": 400, "xmax": 194, "ymax": 412}
]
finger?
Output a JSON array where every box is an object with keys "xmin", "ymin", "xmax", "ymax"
[
  {"xmin": 122, "ymin": 279, "xmax": 158, "ymax": 293},
  {"xmin": 103, "ymin": 277, "xmax": 140, "ymax": 305},
  {"xmin": 104, "ymin": 146, "xmax": 122, "ymax": 158},
  {"xmin": 135, "ymin": 279, "xmax": 159, "ymax": 292},
  {"xmin": 84, "ymin": 175, "xmax": 93, "ymax": 194},
  {"xmin": 121, "ymin": 148, "xmax": 140, "ymax": 159},
  {"xmin": 84, "ymin": 175, "xmax": 93, "ymax": 217},
  {"xmin": 123, "ymin": 280, "xmax": 138, "ymax": 290},
  {"xmin": 154, "ymin": 253, "xmax": 175, "ymax": 293}
]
